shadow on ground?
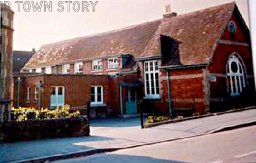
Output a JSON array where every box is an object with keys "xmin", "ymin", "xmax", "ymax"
[
  {"xmin": 56, "ymin": 154, "xmax": 183, "ymax": 163},
  {"xmin": 0, "ymin": 136, "xmax": 112, "ymax": 163}
]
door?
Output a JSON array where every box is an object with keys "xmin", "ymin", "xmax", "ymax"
[{"xmin": 125, "ymin": 88, "xmax": 137, "ymax": 114}]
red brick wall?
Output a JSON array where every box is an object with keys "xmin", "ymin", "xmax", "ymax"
[
  {"xmin": 13, "ymin": 75, "xmax": 44, "ymax": 108},
  {"xmin": 161, "ymin": 68, "xmax": 206, "ymax": 114},
  {"xmin": 207, "ymin": 11, "xmax": 255, "ymax": 111}
]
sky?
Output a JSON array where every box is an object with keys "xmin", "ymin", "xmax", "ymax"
[{"xmin": 9, "ymin": 0, "xmax": 249, "ymax": 51}]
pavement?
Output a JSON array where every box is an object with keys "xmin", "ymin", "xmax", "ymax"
[{"xmin": 1, "ymin": 107, "xmax": 256, "ymax": 162}]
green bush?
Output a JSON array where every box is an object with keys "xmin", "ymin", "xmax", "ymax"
[{"xmin": 1, "ymin": 116, "xmax": 90, "ymax": 142}]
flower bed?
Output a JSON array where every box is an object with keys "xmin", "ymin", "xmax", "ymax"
[
  {"xmin": 11, "ymin": 105, "xmax": 80, "ymax": 121},
  {"xmin": 1, "ymin": 116, "xmax": 90, "ymax": 142},
  {"xmin": 0, "ymin": 105, "xmax": 89, "ymax": 142}
]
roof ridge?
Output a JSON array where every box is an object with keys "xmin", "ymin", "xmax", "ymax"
[
  {"xmin": 164, "ymin": 2, "xmax": 235, "ymax": 20},
  {"xmin": 41, "ymin": 19, "xmax": 162, "ymax": 48}
]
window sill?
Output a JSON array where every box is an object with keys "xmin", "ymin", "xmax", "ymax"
[
  {"xmin": 90, "ymin": 103, "xmax": 106, "ymax": 107},
  {"xmin": 107, "ymin": 68, "xmax": 118, "ymax": 71},
  {"xmin": 143, "ymin": 96, "xmax": 161, "ymax": 100},
  {"xmin": 91, "ymin": 70, "xmax": 103, "ymax": 73}
]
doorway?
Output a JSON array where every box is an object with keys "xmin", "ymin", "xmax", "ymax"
[{"xmin": 125, "ymin": 88, "xmax": 137, "ymax": 114}]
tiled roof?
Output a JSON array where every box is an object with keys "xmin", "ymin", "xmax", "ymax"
[{"xmin": 24, "ymin": 2, "xmax": 236, "ymax": 69}]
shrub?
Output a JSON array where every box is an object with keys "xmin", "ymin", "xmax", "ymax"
[
  {"xmin": 11, "ymin": 105, "xmax": 80, "ymax": 121},
  {"xmin": 145, "ymin": 116, "xmax": 170, "ymax": 124},
  {"xmin": 1, "ymin": 116, "xmax": 90, "ymax": 142}
]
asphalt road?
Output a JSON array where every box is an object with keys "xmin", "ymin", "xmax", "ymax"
[{"xmin": 56, "ymin": 125, "xmax": 256, "ymax": 163}]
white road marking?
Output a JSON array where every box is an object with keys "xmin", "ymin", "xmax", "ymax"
[{"xmin": 235, "ymin": 150, "xmax": 256, "ymax": 158}]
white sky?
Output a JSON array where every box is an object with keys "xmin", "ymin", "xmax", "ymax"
[{"xmin": 11, "ymin": 0, "xmax": 249, "ymax": 51}]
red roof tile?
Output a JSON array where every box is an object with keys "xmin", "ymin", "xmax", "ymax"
[{"xmin": 24, "ymin": 2, "xmax": 236, "ymax": 69}]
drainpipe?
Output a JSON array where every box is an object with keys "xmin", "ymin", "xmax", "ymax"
[
  {"xmin": 17, "ymin": 77, "xmax": 22, "ymax": 107},
  {"xmin": 119, "ymin": 84, "xmax": 123, "ymax": 115},
  {"xmin": 166, "ymin": 70, "xmax": 172, "ymax": 116}
]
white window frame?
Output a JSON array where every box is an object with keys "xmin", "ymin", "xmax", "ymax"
[
  {"xmin": 62, "ymin": 64, "xmax": 70, "ymax": 74},
  {"xmin": 50, "ymin": 86, "xmax": 65, "ymax": 107},
  {"xmin": 34, "ymin": 86, "xmax": 39, "ymax": 101},
  {"xmin": 45, "ymin": 66, "xmax": 51, "ymax": 74},
  {"xmin": 35, "ymin": 68, "xmax": 42, "ymax": 73},
  {"xmin": 144, "ymin": 60, "xmax": 160, "ymax": 99},
  {"xmin": 26, "ymin": 87, "xmax": 30, "ymax": 101},
  {"xmin": 108, "ymin": 57, "xmax": 119, "ymax": 69},
  {"xmin": 92, "ymin": 59, "xmax": 103, "ymax": 71},
  {"xmin": 91, "ymin": 86, "xmax": 104, "ymax": 105},
  {"xmin": 227, "ymin": 54, "xmax": 246, "ymax": 96},
  {"xmin": 74, "ymin": 62, "xmax": 83, "ymax": 74},
  {"xmin": 28, "ymin": 69, "xmax": 32, "ymax": 73}
]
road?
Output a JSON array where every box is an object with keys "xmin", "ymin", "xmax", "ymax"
[{"xmin": 55, "ymin": 125, "xmax": 256, "ymax": 163}]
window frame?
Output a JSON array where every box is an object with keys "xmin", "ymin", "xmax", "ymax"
[
  {"xmin": 74, "ymin": 62, "xmax": 83, "ymax": 74},
  {"xmin": 108, "ymin": 57, "xmax": 119, "ymax": 70},
  {"xmin": 50, "ymin": 86, "xmax": 65, "ymax": 107},
  {"xmin": 144, "ymin": 60, "xmax": 160, "ymax": 99},
  {"xmin": 26, "ymin": 87, "xmax": 30, "ymax": 101},
  {"xmin": 45, "ymin": 66, "xmax": 51, "ymax": 74},
  {"xmin": 92, "ymin": 59, "xmax": 103, "ymax": 71},
  {"xmin": 90, "ymin": 86, "xmax": 104, "ymax": 105},
  {"xmin": 226, "ymin": 54, "xmax": 246, "ymax": 97},
  {"xmin": 62, "ymin": 64, "xmax": 70, "ymax": 74},
  {"xmin": 35, "ymin": 68, "xmax": 42, "ymax": 73},
  {"xmin": 34, "ymin": 86, "xmax": 39, "ymax": 101},
  {"xmin": 228, "ymin": 20, "xmax": 236, "ymax": 35}
]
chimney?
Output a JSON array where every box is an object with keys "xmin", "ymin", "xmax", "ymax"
[{"xmin": 163, "ymin": 4, "xmax": 177, "ymax": 18}]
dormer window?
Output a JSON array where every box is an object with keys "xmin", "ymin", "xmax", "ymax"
[
  {"xmin": 45, "ymin": 66, "xmax": 51, "ymax": 74},
  {"xmin": 108, "ymin": 57, "xmax": 119, "ymax": 69},
  {"xmin": 92, "ymin": 59, "xmax": 102, "ymax": 71},
  {"xmin": 228, "ymin": 21, "xmax": 236, "ymax": 35},
  {"xmin": 62, "ymin": 64, "xmax": 70, "ymax": 74},
  {"xmin": 74, "ymin": 62, "xmax": 83, "ymax": 74},
  {"xmin": 35, "ymin": 68, "xmax": 42, "ymax": 73}
]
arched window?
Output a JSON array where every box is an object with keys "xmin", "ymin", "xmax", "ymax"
[{"xmin": 226, "ymin": 54, "xmax": 246, "ymax": 96}]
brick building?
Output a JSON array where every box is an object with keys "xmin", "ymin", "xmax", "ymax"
[
  {"xmin": 0, "ymin": 4, "xmax": 14, "ymax": 122},
  {"xmin": 15, "ymin": 3, "xmax": 255, "ymax": 116}
]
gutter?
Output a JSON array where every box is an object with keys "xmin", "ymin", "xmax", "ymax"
[{"xmin": 159, "ymin": 63, "xmax": 208, "ymax": 70}]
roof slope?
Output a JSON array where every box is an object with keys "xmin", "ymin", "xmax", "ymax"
[
  {"xmin": 13, "ymin": 50, "xmax": 34, "ymax": 74},
  {"xmin": 141, "ymin": 2, "xmax": 235, "ymax": 65},
  {"xmin": 24, "ymin": 20, "xmax": 161, "ymax": 68},
  {"xmin": 24, "ymin": 2, "xmax": 236, "ymax": 69}
]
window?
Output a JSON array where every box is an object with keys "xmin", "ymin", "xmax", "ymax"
[
  {"xmin": 50, "ymin": 86, "xmax": 65, "ymax": 107},
  {"xmin": 227, "ymin": 54, "xmax": 246, "ymax": 96},
  {"xmin": 26, "ymin": 87, "xmax": 30, "ymax": 101},
  {"xmin": 36, "ymin": 68, "xmax": 42, "ymax": 73},
  {"xmin": 45, "ymin": 66, "xmax": 51, "ymax": 74},
  {"xmin": 34, "ymin": 86, "xmax": 39, "ymax": 101},
  {"xmin": 108, "ymin": 57, "xmax": 119, "ymax": 69},
  {"xmin": 62, "ymin": 64, "xmax": 70, "ymax": 74},
  {"xmin": 144, "ymin": 60, "xmax": 160, "ymax": 98},
  {"xmin": 228, "ymin": 21, "xmax": 236, "ymax": 35},
  {"xmin": 92, "ymin": 59, "xmax": 102, "ymax": 71},
  {"xmin": 91, "ymin": 86, "xmax": 103, "ymax": 105},
  {"xmin": 74, "ymin": 62, "xmax": 83, "ymax": 74}
]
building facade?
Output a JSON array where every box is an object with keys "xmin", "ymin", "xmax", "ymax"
[
  {"xmin": 15, "ymin": 3, "xmax": 255, "ymax": 116},
  {"xmin": 0, "ymin": 4, "xmax": 14, "ymax": 122}
]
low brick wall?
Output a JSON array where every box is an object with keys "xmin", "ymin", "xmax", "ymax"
[{"xmin": 0, "ymin": 116, "xmax": 90, "ymax": 142}]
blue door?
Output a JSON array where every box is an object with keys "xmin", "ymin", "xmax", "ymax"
[{"xmin": 125, "ymin": 88, "xmax": 137, "ymax": 114}]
